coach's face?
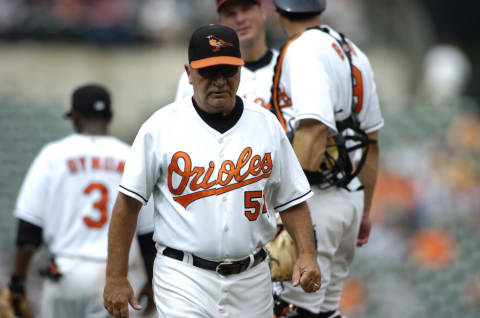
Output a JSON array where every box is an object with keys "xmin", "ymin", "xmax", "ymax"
[{"xmin": 187, "ymin": 64, "xmax": 240, "ymax": 115}]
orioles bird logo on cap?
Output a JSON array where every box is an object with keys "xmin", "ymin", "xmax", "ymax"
[{"xmin": 206, "ymin": 35, "xmax": 233, "ymax": 52}]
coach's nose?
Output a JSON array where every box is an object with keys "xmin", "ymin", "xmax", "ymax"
[{"xmin": 212, "ymin": 74, "xmax": 227, "ymax": 87}]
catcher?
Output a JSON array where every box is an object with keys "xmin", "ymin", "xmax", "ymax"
[{"xmin": 268, "ymin": 0, "xmax": 383, "ymax": 317}]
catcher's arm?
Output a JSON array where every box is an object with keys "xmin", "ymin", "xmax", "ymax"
[
  {"xmin": 292, "ymin": 119, "xmax": 328, "ymax": 171},
  {"xmin": 279, "ymin": 202, "xmax": 321, "ymax": 293},
  {"xmin": 356, "ymin": 130, "xmax": 379, "ymax": 247}
]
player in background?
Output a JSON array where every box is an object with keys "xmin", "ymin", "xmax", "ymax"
[
  {"xmin": 175, "ymin": 0, "xmax": 278, "ymax": 109},
  {"xmin": 5, "ymin": 84, "xmax": 156, "ymax": 318},
  {"xmin": 103, "ymin": 24, "xmax": 321, "ymax": 318},
  {"xmin": 270, "ymin": 0, "xmax": 383, "ymax": 317}
]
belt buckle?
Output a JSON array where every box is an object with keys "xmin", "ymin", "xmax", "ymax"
[{"xmin": 216, "ymin": 261, "xmax": 235, "ymax": 276}]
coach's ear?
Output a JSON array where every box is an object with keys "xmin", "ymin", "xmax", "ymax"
[{"xmin": 185, "ymin": 64, "xmax": 193, "ymax": 84}]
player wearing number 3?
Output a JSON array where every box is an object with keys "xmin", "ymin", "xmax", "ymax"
[
  {"xmin": 7, "ymin": 84, "xmax": 156, "ymax": 318},
  {"xmin": 103, "ymin": 24, "xmax": 321, "ymax": 318}
]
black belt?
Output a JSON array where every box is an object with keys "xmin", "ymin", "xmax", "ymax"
[{"xmin": 162, "ymin": 247, "xmax": 266, "ymax": 276}]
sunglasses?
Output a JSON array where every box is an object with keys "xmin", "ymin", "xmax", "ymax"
[{"xmin": 198, "ymin": 65, "xmax": 239, "ymax": 80}]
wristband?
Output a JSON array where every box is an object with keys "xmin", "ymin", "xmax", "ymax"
[{"xmin": 9, "ymin": 275, "xmax": 26, "ymax": 294}]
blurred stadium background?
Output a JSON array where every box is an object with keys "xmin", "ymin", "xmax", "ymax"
[{"xmin": 1, "ymin": 1, "xmax": 479, "ymax": 317}]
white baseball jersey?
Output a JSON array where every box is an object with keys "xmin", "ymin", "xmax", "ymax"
[
  {"xmin": 175, "ymin": 49, "xmax": 279, "ymax": 109},
  {"xmin": 119, "ymin": 96, "xmax": 312, "ymax": 261},
  {"xmin": 272, "ymin": 26, "xmax": 384, "ymax": 314},
  {"xmin": 14, "ymin": 134, "xmax": 154, "ymax": 261},
  {"xmin": 272, "ymin": 26, "xmax": 383, "ymax": 138}
]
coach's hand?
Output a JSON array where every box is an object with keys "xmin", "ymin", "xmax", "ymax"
[
  {"xmin": 292, "ymin": 252, "xmax": 321, "ymax": 293},
  {"xmin": 104, "ymin": 276, "xmax": 142, "ymax": 318}
]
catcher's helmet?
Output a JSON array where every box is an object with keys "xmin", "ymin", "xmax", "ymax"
[{"xmin": 274, "ymin": 0, "xmax": 326, "ymax": 13}]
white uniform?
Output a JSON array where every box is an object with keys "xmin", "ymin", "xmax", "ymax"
[
  {"xmin": 272, "ymin": 26, "xmax": 384, "ymax": 314},
  {"xmin": 119, "ymin": 96, "xmax": 312, "ymax": 318},
  {"xmin": 14, "ymin": 134, "xmax": 154, "ymax": 318},
  {"xmin": 175, "ymin": 49, "xmax": 279, "ymax": 109}
]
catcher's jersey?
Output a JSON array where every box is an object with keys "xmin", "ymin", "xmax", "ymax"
[
  {"xmin": 175, "ymin": 49, "xmax": 279, "ymax": 109},
  {"xmin": 14, "ymin": 134, "xmax": 153, "ymax": 261},
  {"xmin": 119, "ymin": 97, "xmax": 312, "ymax": 261},
  {"xmin": 271, "ymin": 26, "xmax": 384, "ymax": 136}
]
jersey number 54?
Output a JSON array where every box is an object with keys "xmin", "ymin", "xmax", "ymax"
[{"xmin": 244, "ymin": 191, "xmax": 267, "ymax": 221}]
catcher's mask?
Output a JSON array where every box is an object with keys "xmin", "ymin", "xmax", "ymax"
[{"xmin": 313, "ymin": 120, "xmax": 376, "ymax": 190}]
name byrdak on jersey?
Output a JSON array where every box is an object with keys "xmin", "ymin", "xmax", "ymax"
[
  {"xmin": 168, "ymin": 147, "xmax": 272, "ymax": 209},
  {"xmin": 66, "ymin": 156, "xmax": 125, "ymax": 174}
]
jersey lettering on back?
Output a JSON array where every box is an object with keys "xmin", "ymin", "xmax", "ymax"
[
  {"xmin": 332, "ymin": 43, "xmax": 345, "ymax": 60},
  {"xmin": 66, "ymin": 156, "xmax": 125, "ymax": 174},
  {"xmin": 330, "ymin": 39, "xmax": 364, "ymax": 114}
]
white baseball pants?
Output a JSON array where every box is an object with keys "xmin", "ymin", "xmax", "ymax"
[
  {"xmin": 152, "ymin": 250, "xmax": 273, "ymax": 317},
  {"xmin": 278, "ymin": 183, "xmax": 364, "ymax": 314}
]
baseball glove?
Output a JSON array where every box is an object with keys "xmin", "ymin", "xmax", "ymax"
[
  {"xmin": 0, "ymin": 286, "xmax": 15, "ymax": 318},
  {"xmin": 0, "ymin": 285, "xmax": 35, "ymax": 318},
  {"xmin": 265, "ymin": 220, "xmax": 296, "ymax": 281}
]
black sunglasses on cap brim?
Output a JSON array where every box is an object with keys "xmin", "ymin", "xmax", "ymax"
[{"xmin": 198, "ymin": 65, "xmax": 239, "ymax": 79}]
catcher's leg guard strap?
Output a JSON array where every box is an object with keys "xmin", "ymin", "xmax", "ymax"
[{"xmin": 296, "ymin": 307, "xmax": 337, "ymax": 318}]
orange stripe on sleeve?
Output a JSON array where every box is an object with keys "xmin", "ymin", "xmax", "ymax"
[{"xmin": 271, "ymin": 32, "xmax": 302, "ymax": 133}]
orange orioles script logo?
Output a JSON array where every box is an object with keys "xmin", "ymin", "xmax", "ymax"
[
  {"xmin": 206, "ymin": 35, "xmax": 233, "ymax": 52},
  {"xmin": 168, "ymin": 147, "xmax": 272, "ymax": 208}
]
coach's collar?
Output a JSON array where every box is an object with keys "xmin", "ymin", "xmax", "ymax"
[{"xmin": 192, "ymin": 96, "xmax": 243, "ymax": 134}]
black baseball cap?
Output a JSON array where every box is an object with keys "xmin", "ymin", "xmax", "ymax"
[
  {"xmin": 64, "ymin": 84, "xmax": 112, "ymax": 118},
  {"xmin": 216, "ymin": 0, "xmax": 261, "ymax": 12},
  {"xmin": 189, "ymin": 24, "xmax": 244, "ymax": 69}
]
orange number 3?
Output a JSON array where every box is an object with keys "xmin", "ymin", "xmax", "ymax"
[
  {"xmin": 83, "ymin": 183, "xmax": 109, "ymax": 228},
  {"xmin": 244, "ymin": 191, "xmax": 267, "ymax": 221}
]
